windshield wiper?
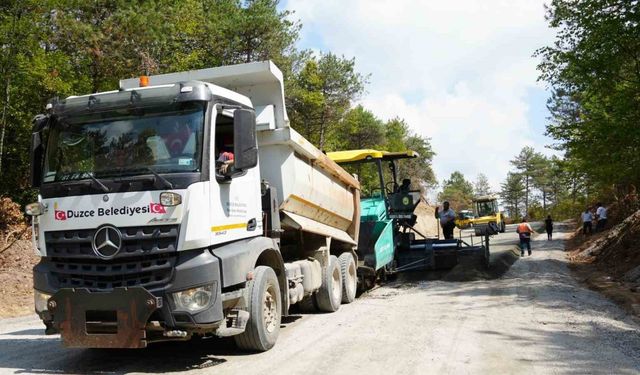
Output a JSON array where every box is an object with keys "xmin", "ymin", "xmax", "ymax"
[
  {"xmin": 86, "ymin": 172, "xmax": 111, "ymax": 193},
  {"xmin": 143, "ymin": 166, "xmax": 174, "ymax": 189},
  {"xmin": 94, "ymin": 166, "xmax": 173, "ymax": 189},
  {"xmin": 57, "ymin": 172, "xmax": 111, "ymax": 193}
]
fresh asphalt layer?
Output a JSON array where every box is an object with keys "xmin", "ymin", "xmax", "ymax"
[{"xmin": 0, "ymin": 223, "xmax": 638, "ymax": 374}]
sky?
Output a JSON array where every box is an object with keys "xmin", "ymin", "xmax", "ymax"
[{"xmin": 283, "ymin": 0, "xmax": 560, "ymax": 195}]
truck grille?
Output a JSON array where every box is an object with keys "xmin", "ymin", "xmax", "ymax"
[{"xmin": 44, "ymin": 225, "xmax": 179, "ymax": 291}]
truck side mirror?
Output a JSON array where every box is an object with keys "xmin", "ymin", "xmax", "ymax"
[
  {"xmin": 233, "ymin": 109, "xmax": 258, "ymax": 171},
  {"xmin": 30, "ymin": 115, "xmax": 49, "ymax": 188}
]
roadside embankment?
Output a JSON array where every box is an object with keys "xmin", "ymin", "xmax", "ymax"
[
  {"xmin": 0, "ymin": 197, "xmax": 37, "ymax": 318},
  {"xmin": 567, "ymin": 209, "xmax": 640, "ymax": 317}
]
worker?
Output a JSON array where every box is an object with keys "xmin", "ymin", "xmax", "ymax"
[
  {"xmin": 398, "ymin": 178, "xmax": 412, "ymax": 192},
  {"xmin": 217, "ymin": 135, "xmax": 234, "ymax": 174},
  {"xmin": 516, "ymin": 217, "xmax": 534, "ymax": 256},
  {"xmin": 581, "ymin": 207, "xmax": 593, "ymax": 235},
  {"xmin": 435, "ymin": 201, "xmax": 456, "ymax": 239},
  {"xmin": 544, "ymin": 215, "xmax": 554, "ymax": 240},
  {"xmin": 595, "ymin": 202, "xmax": 607, "ymax": 232}
]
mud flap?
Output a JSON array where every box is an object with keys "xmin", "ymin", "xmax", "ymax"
[{"xmin": 48, "ymin": 287, "xmax": 159, "ymax": 349}]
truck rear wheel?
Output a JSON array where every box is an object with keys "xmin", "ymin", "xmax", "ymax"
[
  {"xmin": 339, "ymin": 252, "xmax": 357, "ymax": 304},
  {"xmin": 315, "ymin": 255, "xmax": 342, "ymax": 312},
  {"xmin": 234, "ymin": 266, "xmax": 281, "ymax": 352}
]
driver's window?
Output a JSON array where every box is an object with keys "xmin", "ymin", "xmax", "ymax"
[{"xmin": 214, "ymin": 113, "xmax": 234, "ymax": 177}]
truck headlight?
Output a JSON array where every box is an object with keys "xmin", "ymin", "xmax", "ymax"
[
  {"xmin": 34, "ymin": 290, "xmax": 51, "ymax": 313},
  {"xmin": 160, "ymin": 192, "xmax": 182, "ymax": 206},
  {"xmin": 171, "ymin": 285, "xmax": 213, "ymax": 312}
]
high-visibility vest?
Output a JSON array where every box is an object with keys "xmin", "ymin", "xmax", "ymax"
[{"xmin": 518, "ymin": 223, "xmax": 531, "ymax": 233}]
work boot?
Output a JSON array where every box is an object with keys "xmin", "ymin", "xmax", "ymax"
[
  {"xmin": 528, "ymin": 251, "xmax": 532, "ymax": 256},
  {"xmin": 521, "ymin": 252, "xmax": 525, "ymax": 257}
]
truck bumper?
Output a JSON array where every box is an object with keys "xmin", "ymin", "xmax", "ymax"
[
  {"xmin": 48, "ymin": 287, "xmax": 158, "ymax": 348},
  {"xmin": 34, "ymin": 249, "xmax": 228, "ymax": 348}
]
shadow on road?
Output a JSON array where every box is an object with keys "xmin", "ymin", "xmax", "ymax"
[
  {"xmin": 474, "ymin": 323, "xmax": 640, "ymax": 375},
  {"xmin": 0, "ymin": 336, "xmax": 234, "ymax": 373},
  {"xmin": 0, "ymin": 314, "xmax": 306, "ymax": 374}
]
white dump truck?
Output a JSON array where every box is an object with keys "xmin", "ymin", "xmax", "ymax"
[{"xmin": 25, "ymin": 61, "xmax": 361, "ymax": 351}]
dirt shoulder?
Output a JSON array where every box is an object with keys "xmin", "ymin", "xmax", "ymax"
[
  {"xmin": 566, "ymin": 212, "xmax": 640, "ymax": 317},
  {"xmin": 0, "ymin": 240, "xmax": 39, "ymax": 318}
]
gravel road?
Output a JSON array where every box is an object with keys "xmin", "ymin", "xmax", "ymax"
[{"xmin": 0, "ymin": 223, "xmax": 638, "ymax": 374}]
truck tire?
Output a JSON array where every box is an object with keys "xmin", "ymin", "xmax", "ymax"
[
  {"xmin": 234, "ymin": 266, "xmax": 281, "ymax": 352},
  {"xmin": 339, "ymin": 252, "xmax": 357, "ymax": 304},
  {"xmin": 315, "ymin": 255, "xmax": 342, "ymax": 312}
]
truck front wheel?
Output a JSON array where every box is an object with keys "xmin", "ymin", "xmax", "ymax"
[
  {"xmin": 315, "ymin": 255, "xmax": 342, "ymax": 312},
  {"xmin": 234, "ymin": 266, "xmax": 282, "ymax": 352}
]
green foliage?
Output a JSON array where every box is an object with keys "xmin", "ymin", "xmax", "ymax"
[
  {"xmin": 383, "ymin": 118, "xmax": 410, "ymax": 152},
  {"xmin": 509, "ymin": 146, "xmax": 547, "ymax": 214},
  {"xmin": 500, "ymin": 172, "xmax": 525, "ymax": 219},
  {"xmin": 331, "ymin": 105, "xmax": 385, "ymax": 151},
  {"xmin": 501, "ymin": 149, "xmax": 597, "ymax": 220},
  {"xmin": 335, "ymin": 108, "xmax": 436, "ymax": 195},
  {"xmin": 401, "ymin": 133, "xmax": 436, "ymax": 190},
  {"xmin": 536, "ymin": 0, "xmax": 640, "ymax": 193},
  {"xmin": 332, "ymin": 106, "xmax": 385, "ymax": 194},
  {"xmin": 438, "ymin": 171, "xmax": 473, "ymax": 211},
  {"xmin": 287, "ymin": 53, "xmax": 368, "ymax": 149}
]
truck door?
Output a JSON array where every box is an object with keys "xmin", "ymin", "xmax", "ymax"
[{"xmin": 209, "ymin": 107, "xmax": 263, "ymax": 245}]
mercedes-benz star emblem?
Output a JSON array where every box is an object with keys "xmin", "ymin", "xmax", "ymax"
[{"xmin": 92, "ymin": 225, "xmax": 122, "ymax": 259}]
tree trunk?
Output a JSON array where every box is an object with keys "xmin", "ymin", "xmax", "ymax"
[
  {"xmin": 318, "ymin": 109, "xmax": 327, "ymax": 151},
  {"xmin": 0, "ymin": 8, "xmax": 19, "ymax": 176},
  {"xmin": 0, "ymin": 76, "xmax": 10, "ymax": 176},
  {"xmin": 524, "ymin": 175, "xmax": 529, "ymax": 216}
]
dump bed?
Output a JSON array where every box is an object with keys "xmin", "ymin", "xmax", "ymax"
[{"xmin": 258, "ymin": 127, "xmax": 360, "ymax": 245}]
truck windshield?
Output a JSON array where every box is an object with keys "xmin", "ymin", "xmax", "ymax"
[{"xmin": 43, "ymin": 102, "xmax": 205, "ymax": 182}]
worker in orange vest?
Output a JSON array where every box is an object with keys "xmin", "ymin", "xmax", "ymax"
[{"xmin": 516, "ymin": 217, "xmax": 535, "ymax": 256}]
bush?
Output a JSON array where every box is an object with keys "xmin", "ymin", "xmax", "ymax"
[{"xmin": 0, "ymin": 197, "xmax": 30, "ymax": 253}]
